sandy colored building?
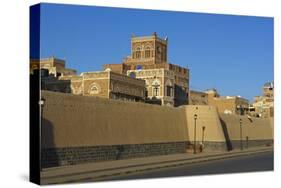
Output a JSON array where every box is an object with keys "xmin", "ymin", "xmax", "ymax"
[
  {"xmin": 189, "ymin": 90, "xmax": 208, "ymax": 105},
  {"xmin": 190, "ymin": 89, "xmax": 249, "ymax": 115},
  {"xmin": 250, "ymin": 82, "xmax": 274, "ymax": 118},
  {"xmin": 104, "ymin": 32, "xmax": 189, "ymax": 106},
  {"xmin": 32, "ymin": 58, "xmax": 146, "ymax": 102},
  {"xmin": 62, "ymin": 71, "xmax": 146, "ymax": 102},
  {"xmin": 189, "ymin": 89, "xmax": 249, "ymax": 115},
  {"xmin": 206, "ymin": 89, "xmax": 249, "ymax": 115},
  {"xmin": 30, "ymin": 57, "xmax": 77, "ymax": 77}
]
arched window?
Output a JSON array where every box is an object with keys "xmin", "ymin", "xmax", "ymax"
[
  {"xmin": 89, "ymin": 83, "xmax": 100, "ymax": 94},
  {"xmin": 135, "ymin": 47, "xmax": 141, "ymax": 59},
  {"xmin": 152, "ymin": 79, "xmax": 160, "ymax": 97},
  {"xmin": 91, "ymin": 86, "xmax": 99, "ymax": 94},
  {"xmin": 145, "ymin": 46, "xmax": 151, "ymax": 58}
]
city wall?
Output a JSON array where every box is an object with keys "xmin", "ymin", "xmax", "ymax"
[
  {"xmin": 41, "ymin": 91, "xmax": 189, "ymax": 167},
  {"xmin": 183, "ymin": 105, "xmax": 228, "ymax": 151},
  {"xmin": 219, "ymin": 114, "xmax": 273, "ymax": 149},
  {"xmin": 41, "ymin": 91, "xmax": 273, "ymax": 168}
]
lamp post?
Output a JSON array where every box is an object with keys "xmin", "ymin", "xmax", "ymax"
[
  {"xmin": 239, "ymin": 118, "xmax": 243, "ymax": 150},
  {"xmin": 194, "ymin": 114, "xmax": 198, "ymax": 154},
  {"xmin": 39, "ymin": 98, "xmax": 45, "ymax": 171}
]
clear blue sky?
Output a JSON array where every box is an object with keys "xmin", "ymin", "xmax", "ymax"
[{"xmin": 38, "ymin": 3, "xmax": 273, "ymax": 101}]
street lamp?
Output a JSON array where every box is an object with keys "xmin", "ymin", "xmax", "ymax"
[
  {"xmin": 194, "ymin": 114, "xmax": 198, "ymax": 154},
  {"xmin": 39, "ymin": 98, "xmax": 45, "ymax": 171},
  {"xmin": 239, "ymin": 118, "xmax": 243, "ymax": 150}
]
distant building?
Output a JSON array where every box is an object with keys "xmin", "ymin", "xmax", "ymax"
[
  {"xmin": 30, "ymin": 57, "xmax": 77, "ymax": 77},
  {"xmin": 250, "ymin": 82, "xmax": 274, "ymax": 118},
  {"xmin": 189, "ymin": 90, "xmax": 208, "ymax": 105},
  {"xmin": 190, "ymin": 89, "xmax": 249, "ymax": 115},
  {"xmin": 206, "ymin": 89, "xmax": 249, "ymax": 115},
  {"xmin": 32, "ymin": 58, "xmax": 146, "ymax": 102},
  {"xmin": 60, "ymin": 71, "xmax": 146, "ymax": 102},
  {"xmin": 104, "ymin": 32, "xmax": 189, "ymax": 106}
]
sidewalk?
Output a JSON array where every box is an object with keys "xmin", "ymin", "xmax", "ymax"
[{"xmin": 41, "ymin": 146, "xmax": 273, "ymax": 184}]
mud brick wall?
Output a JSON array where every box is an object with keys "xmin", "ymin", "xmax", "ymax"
[
  {"xmin": 220, "ymin": 114, "xmax": 273, "ymax": 150},
  {"xmin": 40, "ymin": 91, "xmax": 273, "ymax": 168}
]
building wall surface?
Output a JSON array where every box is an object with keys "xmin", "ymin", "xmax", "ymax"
[
  {"xmin": 41, "ymin": 91, "xmax": 188, "ymax": 148},
  {"xmin": 44, "ymin": 71, "xmax": 146, "ymax": 101},
  {"xmin": 127, "ymin": 69, "xmax": 174, "ymax": 106},
  {"xmin": 30, "ymin": 57, "xmax": 76, "ymax": 76},
  {"xmin": 41, "ymin": 91, "xmax": 189, "ymax": 167},
  {"xmin": 208, "ymin": 97, "xmax": 249, "ymax": 115},
  {"xmin": 219, "ymin": 114, "xmax": 273, "ymax": 149},
  {"xmin": 41, "ymin": 91, "xmax": 273, "ymax": 168},
  {"xmin": 183, "ymin": 105, "xmax": 228, "ymax": 151},
  {"xmin": 103, "ymin": 33, "xmax": 189, "ymax": 107},
  {"xmin": 189, "ymin": 90, "xmax": 208, "ymax": 105}
]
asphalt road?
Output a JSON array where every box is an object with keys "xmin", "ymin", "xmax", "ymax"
[{"xmin": 105, "ymin": 151, "xmax": 273, "ymax": 181}]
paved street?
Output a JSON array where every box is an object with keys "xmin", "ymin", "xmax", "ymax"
[{"xmin": 104, "ymin": 151, "xmax": 273, "ymax": 181}]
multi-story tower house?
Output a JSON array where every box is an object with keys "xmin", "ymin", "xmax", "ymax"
[
  {"xmin": 104, "ymin": 32, "xmax": 189, "ymax": 106},
  {"xmin": 251, "ymin": 82, "xmax": 274, "ymax": 118}
]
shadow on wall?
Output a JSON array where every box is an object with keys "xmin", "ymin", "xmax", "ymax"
[
  {"xmin": 41, "ymin": 118, "xmax": 59, "ymax": 168},
  {"xmin": 219, "ymin": 118, "xmax": 233, "ymax": 151}
]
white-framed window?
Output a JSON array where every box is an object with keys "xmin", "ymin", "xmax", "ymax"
[
  {"xmin": 153, "ymin": 87, "xmax": 159, "ymax": 96},
  {"xmin": 152, "ymin": 79, "xmax": 160, "ymax": 97},
  {"xmin": 89, "ymin": 83, "xmax": 100, "ymax": 94},
  {"xmin": 145, "ymin": 46, "xmax": 151, "ymax": 58},
  {"xmin": 135, "ymin": 47, "xmax": 141, "ymax": 59}
]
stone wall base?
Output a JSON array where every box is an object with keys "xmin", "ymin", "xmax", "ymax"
[
  {"xmin": 42, "ymin": 142, "xmax": 189, "ymax": 168},
  {"xmin": 42, "ymin": 140, "xmax": 272, "ymax": 168},
  {"xmin": 230, "ymin": 139, "xmax": 273, "ymax": 150}
]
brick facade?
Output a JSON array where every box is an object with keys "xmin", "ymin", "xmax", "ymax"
[{"xmin": 103, "ymin": 32, "xmax": 190, "ymax": 107}]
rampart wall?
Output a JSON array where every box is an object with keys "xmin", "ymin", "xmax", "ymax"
[
  {"xmin": 219, "ymin": 114, "xmax": 273, "ymax": 149},
  {"xmin": 183, "ymin": 105, "xmax": 228, "ymax": 151},
  {"xmin": 41, "ymin": 91, "xmax": 189, "ymax": 167},
  {"xmin": 41, "ymin": 91, "xmax": 273, "ymax": 168}
]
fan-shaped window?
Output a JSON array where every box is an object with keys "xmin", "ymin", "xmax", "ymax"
[
  {"xmin": 91, "ymin": 86, "xmax": 99, "ymax": 94},
  {"xmin": 89, "ymin": 83, "xmax": 100, "ymax": 94},
  {"xmin": 152, "ymin": 79, "xmax": 160, "ymax": 86}
]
